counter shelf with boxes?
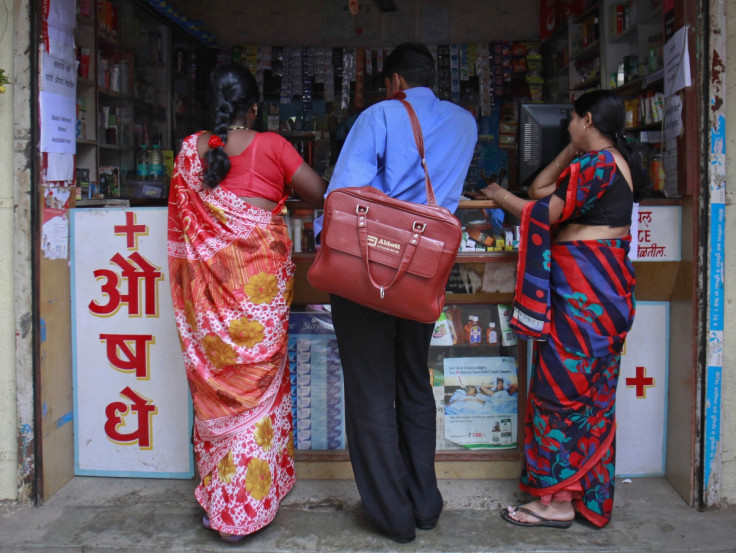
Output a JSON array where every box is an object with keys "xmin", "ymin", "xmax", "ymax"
[
  {"xmin": 456, "ymin": 201, "xmax": 520, "ymax": 253},
  {"xmin": 287, "ymin": 198, "xmax": 525, "ymax": 462},
  {"xmin": 286, "ymin": 304, "xmax": 524, "ymax": 462},
  {"xmin": 288, "ymin": 307, "xmax": 346, "ymax": 453},
  {"xmin": 430, "ymin": 303, "xmax": 521, "ymax": 453},
  {"xmin": 285, "ymin": 199, "xmax": 520, "ymax": 258}
]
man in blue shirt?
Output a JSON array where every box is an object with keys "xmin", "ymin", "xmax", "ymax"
[{"xmin": 316, "ymin": 43, "xmax": 477, "ymax": 544}]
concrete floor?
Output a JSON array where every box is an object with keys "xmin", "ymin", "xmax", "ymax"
[{"xmin": 0, "ymin": 476, "xmax": 734, "ymax": 552}]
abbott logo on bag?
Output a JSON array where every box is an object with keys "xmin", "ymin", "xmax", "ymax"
[{"xmin": 367, "ymin": 235, "xmax": 402, "ymax": 255}]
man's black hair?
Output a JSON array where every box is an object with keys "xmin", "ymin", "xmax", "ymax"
[{"xmin": 382, "ymin": 42, "xmax": 436, "ymax": 88}]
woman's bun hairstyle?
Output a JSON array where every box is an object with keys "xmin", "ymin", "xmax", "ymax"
[{"xmin": 574, "ymin": 89, "xmax": 651, "ymax": 201}]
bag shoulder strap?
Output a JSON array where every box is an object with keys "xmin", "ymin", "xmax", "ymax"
[{"xmin": 393, "ymin": 97, "xmax": 437, "ymax": 207}]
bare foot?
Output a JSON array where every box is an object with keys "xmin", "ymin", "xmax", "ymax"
[{"xmin": 506, "ymin": 499, "xmax": 575, "ymax": 524}]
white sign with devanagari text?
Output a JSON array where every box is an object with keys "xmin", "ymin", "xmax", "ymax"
[
  {"xmin": 71, "ymin": 207, "xmax": 193, "ymax": 478},
  {"xmin": 636, "ymin": 205, "xmax": 681, "ymax": 261}
]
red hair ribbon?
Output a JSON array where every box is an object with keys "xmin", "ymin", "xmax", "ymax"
[{"xmin": 208, "ymin": 134, "xmax": 224, "ymax": 149}]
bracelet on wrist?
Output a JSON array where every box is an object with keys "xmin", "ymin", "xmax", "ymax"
[{"xmin": 500, "ymin": 192, "xmax": 512, "ymax": 209}]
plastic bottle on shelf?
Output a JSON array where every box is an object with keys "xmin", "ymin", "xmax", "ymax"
[
  {"xmin": 463, "ymin": 317, "xmax": 473, "ymax": 344},
  {"xmin": 465, "ymin": 316, "xmax": 482, "ymax": 346},
  {"xmin": 136, "ymin": 144, "xmax": 149, "ymax": 181},
  {"xmin": 149, "ymin": 143, "xmax": 165, "ymax": 181},
  {"xmin": 486, "ymin": 322, "xmax": 499, "ymax": 346},
  {"xmin": 650, "ymin": 152, "xmax": 665, "ymax": 195}
]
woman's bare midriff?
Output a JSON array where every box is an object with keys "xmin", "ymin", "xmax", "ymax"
[
  {"xmin": 239, "ymin": 196, "xmax": 277, "ymax": 211},
  {"xmin": 554, "ymin": 222, "xmax": 630, "ymax": 243}
]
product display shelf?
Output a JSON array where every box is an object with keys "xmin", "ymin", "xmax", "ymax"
[
  {"xmin": 571, "ymin": 74, "xmax": 602, "ymax": 92},
  {"xmin": 570, "ymin": 38, "xmax": 601, "ymax": 63},
  {"xmin": 75, "ymin": 10, "xmax": 98, "ymax": 192},
  {"xmin": 541, "ymin": 17, "xmax": 570, "ymax": 103},
  {"xmin": 600, "ymin": 0, "xmax": 664, "ymax": 91},
  {"xmin": 76, "ymin": 0, "xmax": 212, "ymax": 202},
  {"xmin": 542, "ymin": 2, "xmax": 601, "ymax": 101},
  {"xmin": 287, "ymin": 198, "xmax": 525, "ymax": 463},
  {"xmin": 567, "ymin": 2, "xmax": 601, "ymax": 94},
  {"xmin": 610, "ymin": 69, "xmax": 663, "ymax": 98},
  {"xmin": 600, "ymin": 1, "xmax": 666, "ymax": 195},
  {"xmin": 171, "ymin": 26, "xmax": 212, "ymax": 153},
  {"xmin": 544, "ymin": 1, "xmax": 664, "ymax": 101}
]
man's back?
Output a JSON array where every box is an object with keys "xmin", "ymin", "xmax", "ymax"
[{"xmin": 328, "ymin": 87, "xmax": 477, "ymax": 212}]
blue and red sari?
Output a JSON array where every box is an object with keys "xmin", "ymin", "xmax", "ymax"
[{"xmin": 510, "ymin": 151, "xmax": 636, "ymax": 527}]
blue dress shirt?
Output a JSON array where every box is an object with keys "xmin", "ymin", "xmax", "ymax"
[{"xmin": 313, "ymin": 87, "xmax": 478, "ymax": 237}]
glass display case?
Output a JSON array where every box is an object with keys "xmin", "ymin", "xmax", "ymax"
[
  {"xmin": 76, "ymin": 0, "xmax": 212, "ymax": 202},
  {"xmin": 287, "ymin": 199, "xmax": 525, "ymax": 462}
]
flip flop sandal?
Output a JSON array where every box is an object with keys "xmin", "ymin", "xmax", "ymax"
[
  {"xmin": 500, "ymin": 506, "xmax": 573, "ymax": 529},
  {"xmin": 219, "ymin": 532, "xmax": 246, "ymax": 543},
  {"xmin": 204, "ymin": 515, "xmax": 247, "ymax": 543}
]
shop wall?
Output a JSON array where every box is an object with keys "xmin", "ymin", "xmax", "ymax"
[
  {"xmin": 722, "ymin": 0, "xmax": 736, "ymax": 505},
  {"xmin": 0, "ymin": 0, "xmax": 17, "ymax": 500},
  {"xmin": 168, "ymin": 0, "xmax": 539, "ymax": 47},
  {"xmin": 2, "ymin": 0, "xmax": 34, "ymax": 502}
]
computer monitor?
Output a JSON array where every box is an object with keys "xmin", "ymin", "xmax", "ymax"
[{"xmin": 518, "ymin": 103, "xmax": 572, "ymax": 190}]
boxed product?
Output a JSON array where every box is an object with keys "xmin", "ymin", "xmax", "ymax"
[
  {"xmin": 76, "ymin": 168, "xmax": 90, "ymax": 199},
  {"xmin": 288, "ymin": 308, "xmax": 346, "ymax": 450}
]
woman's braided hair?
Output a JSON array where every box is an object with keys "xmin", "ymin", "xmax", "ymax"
[{"xmin": 202, "ymin": 64, "xmax": 260, "ymax": 188}]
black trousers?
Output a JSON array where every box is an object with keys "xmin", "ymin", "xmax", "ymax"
[{"xmin": 329, "ymin": 294, "xmax": 443, "ymax": 538}]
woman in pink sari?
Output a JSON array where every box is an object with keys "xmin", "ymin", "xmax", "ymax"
[{"xmin": 167, "ymin": 64, "xmax": 325, "ymax": 543}]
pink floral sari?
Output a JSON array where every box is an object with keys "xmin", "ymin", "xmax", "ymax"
[{"xmin": 168, "ymin": 132, "xmax": 296, "ymax": 535}]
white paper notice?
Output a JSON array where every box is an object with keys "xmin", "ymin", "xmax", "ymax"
[
  {"xmin": 664, "ymin": 94, "xmax": 684, "ymax": 140},
  {"xmin": 39, "ymin": 91, "xmax": 77, "ymax": 154},
  {"xmin": 629, "ymin": 203, "xmax": 639, "ymax": 261},
  {"xmin": 664, "ymin": 26, "xmax": 692, "ymax": 97},
  {"xmin": 47, "ymin": 0, "xmax": 77, "ymax": 32},
  {"xmin": 46, "ymin": 152, "xmax": 75, "ymax": 182},
  {"xmin": 47, "ymin": 26, "xmax": 77, "ymax": 62},
  {"xmin": 664, "ymin": 139, "xmax": 679, "ymax": 197},
  {"xmin": 41, "ymin": 53, "xmax": 77, "ymax": 97}
]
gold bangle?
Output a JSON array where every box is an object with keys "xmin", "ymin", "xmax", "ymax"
[{"xmin": 500, "ymin": 192, "xmax": 512, "ymax": 209}]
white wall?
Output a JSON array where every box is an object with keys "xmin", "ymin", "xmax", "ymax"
[
  {"xmin": 721, "ymin": 0, "xmax": 736, "ymax": 505},
  {"xmin": 0, "ymin": 0, "xmax": 18, "ymax": 500}
]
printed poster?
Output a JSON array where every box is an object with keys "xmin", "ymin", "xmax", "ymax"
[
  {"xmin": 443, "ymin": 356, "xmax": 518, "ymax": 449},
  {"xmin": 42, "ymin": 186, "xmax": 72, "ymax": 260}
]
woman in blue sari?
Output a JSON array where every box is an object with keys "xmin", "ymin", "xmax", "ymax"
[{"xmin": 479, "ymin": 90, "xmax": 648, "ymax": 529}]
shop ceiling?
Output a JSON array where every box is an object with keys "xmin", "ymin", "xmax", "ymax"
[{"xmin": 166, "ymin": 0, "xmax": 539, "ymax": 48}]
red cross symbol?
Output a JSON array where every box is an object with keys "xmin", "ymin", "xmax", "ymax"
[
  {"xmin": 626, "ymin": 366, "xmax": 655, "ymax": 398},
  {"xmin": 114, "ymin": 211, "xmax": 147, "ymax": 250}
]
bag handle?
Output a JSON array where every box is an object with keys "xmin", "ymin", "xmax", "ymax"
[
  {"xmin": 356, "ymin": 203, "xmax": 424, "ymax": 299},
  {"xmin": 394, "ymin": 97, "xmax": 437, "ymax": 207}
]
